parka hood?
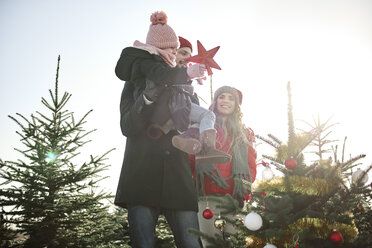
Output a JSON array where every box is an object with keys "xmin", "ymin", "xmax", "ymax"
[{"xmin": 115, "ymin": 47, "xmax": 154, "ymax": 81}]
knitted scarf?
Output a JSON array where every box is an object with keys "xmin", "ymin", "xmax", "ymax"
[
  {"xmin": 229, "ymin": 143, "xmax": 252, "ymax": 202},
  {"xmin": 133, "ymin": 40, "xmax": 176, "ymax": 67},
  {"xmin": 195, "ymin": 142, "xmax": 252, "ymax": 203}
]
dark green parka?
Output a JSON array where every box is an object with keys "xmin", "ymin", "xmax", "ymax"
[{"xmin": 114, "ymin": 47, "xmax": 198, "ymax": 211}]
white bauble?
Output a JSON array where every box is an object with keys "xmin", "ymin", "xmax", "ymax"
[
  {"xmin": 263, "ymin": 244, "xmax": 277, "ymax": 248},
  {"xmin": 262, "ymin": 167, "xmax": 274, "ymax": 180},
  {"xmin": 352, "ymin": 168, "xmax": 369, "ymax": 185},
  {"xmin": 244, "ymin": 212, "xmax": 262, "ymax": 231}
]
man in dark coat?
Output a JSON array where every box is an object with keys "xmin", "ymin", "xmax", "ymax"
[{"xmin": 114, "ymin": 13, "xmax": 203, "ymax": 247}]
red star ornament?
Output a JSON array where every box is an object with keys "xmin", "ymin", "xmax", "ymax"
[{"xmin": 185, "ymin": 40, "xmax": 221, "ymax": 75}]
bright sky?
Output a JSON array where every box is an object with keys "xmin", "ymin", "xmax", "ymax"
[{"xmin": 1, "ymin": 0, "xmax": 371, "ymax": 194}]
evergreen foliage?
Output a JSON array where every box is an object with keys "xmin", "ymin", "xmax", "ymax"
[
  {"xmin": 192, "ymin": 82, "xmax": 372, "ymax": 247},
  {"xmin": 112, "ymin": 208, "xmax": 177, "ymax": 248},
  {"xmin": 0, "ymin": 211, "xmax": 17, "ymax": 247},
  {"xmin": 0, "ymin": 56, "xmax": 123, "ymax": 248}
]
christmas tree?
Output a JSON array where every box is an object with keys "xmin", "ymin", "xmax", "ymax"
[
  {"xmin": 112, "ymin": 207, "xmax": 177, "ymax": 248},
  {"xmin": 0, "ymin": 56, "xmax": 124, "ymax": 248},
  {"xmin": 0, "ymin": 211, "xmax": 16, "ymax": 247},
  {"xmin": 190, "ymin": 82, "xmax": 371, "ymax": 247}
]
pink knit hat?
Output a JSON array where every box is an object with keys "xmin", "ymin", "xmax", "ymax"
[{"xmin": 146, "ymin": 11, "xmax": 179, "ymax": 49}]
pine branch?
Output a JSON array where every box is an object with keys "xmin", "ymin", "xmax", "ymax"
[
  {"xmin": 341, "ymin": 136, "xmax": 347, "ymax": 163},
  {"xmin": 293, "ymin": 131, "xmax": 318, "ymax": 159},
  {"xmin": 55, "ymin": 55, "xmax": 60, "ymax": 105},
  {"xmin": 256, "ymin": 134, "xmax": 280, "ymax": 149},
  {"xmin": 262, "ymin": 155, "xmax": 283, "ymax": 165},
  {"xmin": 261, "ymin": 155, "xmax": 287, "ymax": 174},
  {"xmin": 287, "ymin": 82, "xmax": 296, "ymax": 157},
  {"xmin": 352, "ymin": 164, "xmax": 372, "ymax": 186},
  {"xmin": 268, "ymin": 134, "xmax": 283, "ymax": 146},
  {"xmin": 342, "ymin": 154, "xmax": 366, "ymax": 171},
  {"xmin": 42, "ymin": 93, "xmax": 56, "ymax": 112},
  {"xmin": 56, "ymin": 92, "xmax": 72, "ymax": 113},
  {"xmin": 332, "ymin": 145, "xmax": 338, "ymax": 164}
]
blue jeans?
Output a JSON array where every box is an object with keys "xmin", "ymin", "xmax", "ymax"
[
  {"xmin": 189, "ymin": 103, "xmax": 215, "ymax": 133},
  {"xmin": 127, "ymin": 204, "xmax": 201, "ymax": 248}
]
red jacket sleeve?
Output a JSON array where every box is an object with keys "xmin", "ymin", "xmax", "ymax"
[{"xmin": 247, "ymin": 128, "xmax": 257, "ymax": 183}]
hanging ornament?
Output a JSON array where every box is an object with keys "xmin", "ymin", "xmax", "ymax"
[
  {"xmin": 263, "ymin": 244, "xmax": 277, "ymax": 248},
  {"xmin": 202, "ymin": 207, "xmax": 214, "ymax": 219},
  {"xmin": 262, "ymin": 166, "xmax": 274, "ymax": 180},
  {"xmin": 285, "ymin": 157, "xmax": 297, "ymax": 169},
  {"xmin": 243, "ymin": 212, "xmax": 262, "ymax": 231},
  {"xmin": 245, "ymin": 236, "xmax": 254, "ymax": 246},
  {"xmin": 234, "ymin": 216, "xmax": 245, "ymax": 225},
  {"xmin": 351, "ymin": 168, "xmax": 369, "ymax": 185},
  {"xmin": 329, "ymin": 230, "xmax": 343, "ymax": 243},
  {"xmin": 214, "ymin": 216, "xmax": 226, "ymax": 232}
]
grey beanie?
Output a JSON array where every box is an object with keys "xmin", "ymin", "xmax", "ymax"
[{"xmin": 213, "ymin": 86, "xmax": 242, "ymax": 105}]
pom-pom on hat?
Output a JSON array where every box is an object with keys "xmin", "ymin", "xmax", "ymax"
[
  {"xmin": 178, "ymin": 36, "xmax": 193, "ymax": 53},
  {"xmin": 213, "ymin": 86, "xmax": 243, "ymax": 105},
  {"xmin": 146, "ymin": 11, "xmax": 179, "ymax": 49}
]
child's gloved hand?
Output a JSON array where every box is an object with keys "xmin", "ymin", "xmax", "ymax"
[
  {"xmin": 144, "ymin": 80, "xmax": 164, "ymax": 102},
  {"xmin": 196, "ymin": 76, "xmax": 207, "ymax": 85},
  {"xmin": 187, "ymin": 63, "xmax": 206, "ymax": 80}
]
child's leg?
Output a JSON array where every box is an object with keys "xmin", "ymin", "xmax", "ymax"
[
  {"xmin": 188, "ymin": 104, "xmax": 231, "ymax": 164},
  {"xmin": 172, "ymin": 103, "xmax": 214, "ymax": 155},
  {"xmin": 188, "ymin": 103, "xmax": 216, "ymax": 133},
  {"xmin": 171, "ymin": 103, "xmax": 205, "ymax": 155}
]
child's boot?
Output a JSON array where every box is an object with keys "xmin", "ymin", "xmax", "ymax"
[
  {"xmin": 172, "ymin": 127, "xmax": 202, "ymax": 154},
  {"xmin": 196, "ymin": 129, "xmax": 232, "ymax": 164}
]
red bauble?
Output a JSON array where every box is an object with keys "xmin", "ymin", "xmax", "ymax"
[
  {"xmin": 285, "ymin": 158, "xmax": 297, "ymax": 169},
  {"xmin": 329, "ymin": 230, "xmax": 343, "ymax": 243},
  {"xmin": 202, "ymin": 208, "xmax": 214, "ymax": 219}
]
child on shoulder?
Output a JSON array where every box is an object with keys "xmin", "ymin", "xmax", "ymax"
[{"xmin": 115, "ymin": 10, "xmax": 230, "ymax": 164}]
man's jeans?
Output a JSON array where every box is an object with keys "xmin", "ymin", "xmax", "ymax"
[{"xmin": 127, "ymin": 204, "xmax": 201, "ymax": 248}]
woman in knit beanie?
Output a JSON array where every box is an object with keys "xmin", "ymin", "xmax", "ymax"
[{"xmin": 189, "ymin": 85, "xmax": 258, "ymax": 247}]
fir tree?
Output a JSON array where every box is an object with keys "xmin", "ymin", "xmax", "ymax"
[
  {"xmin": 112, "ymin": 207, "xmax": 176, "ymax": 248},
  {"xmin": 0, "ymin": 210, "xmax": 16, "ymax": 248},
  {"xmin": 191, "ymin": 82, "xmax": 371, "ymax": 247},
  {"xmin": 248, "ymin": 82, "xmax": 371, "ymax": 247},
  {"xmin": 0, "ymin": 56, "xmax": 120, "ymax": 248}
]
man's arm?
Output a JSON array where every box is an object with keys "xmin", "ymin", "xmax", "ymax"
[
  {"xmin": 119, "ymin": 82, "xmax": 153, "ymax": 137},
  {"xmin": 140, "ymin": 58, "xmax": 190, "ymax": 85}
]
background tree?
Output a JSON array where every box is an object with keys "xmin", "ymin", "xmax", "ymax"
[
  {"xmin": 0, "ymin": 56, "xmax": 124, "ymax": 248},
  {"xmin": 189, "ymin": 82, "xmax": 371, "ymax": 247},
  {"xmin": 0, "ymin": 210, "xmax": 17, "ymax": 248}
]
